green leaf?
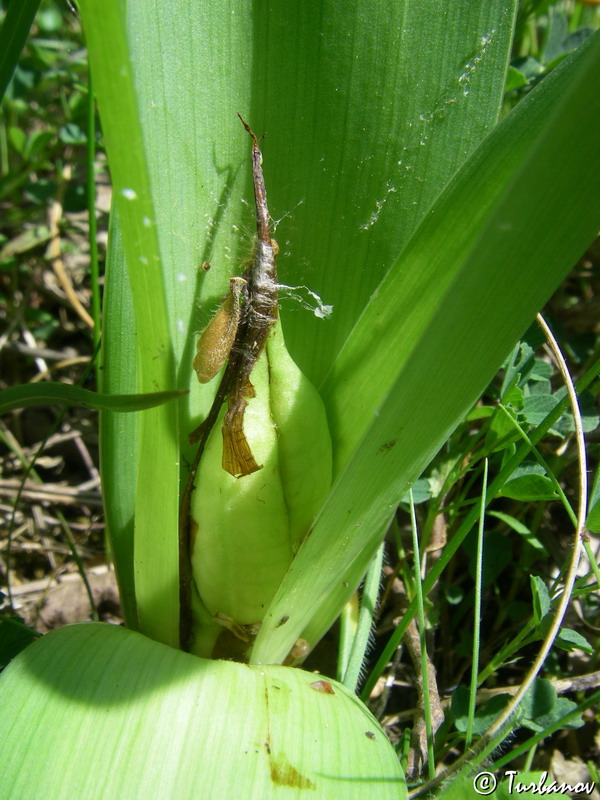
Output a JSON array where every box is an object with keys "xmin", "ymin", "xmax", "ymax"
[
  {"xmin": 485, "ymin": 405, "xmax": 521, "ymax": 452},
  {"xmin": 399, "ymin": 478, "xmax": 432, "ymax": 505},
  {"xmin": 466, "ymin": 404, "xmax": 494, "ymax": 422},
  {"xmin": 489, "ymin": 510, "xmax": 546, "ymax": 552},
  {"xmin": 530, "ymin": 358, "xmax": 553, "ymax": 382},
  {"xmin": 524, "ymin": 697, "xmax": 584, "ymax": 733},
  {"xmin": 58, "ymin": 121, "xmax": 86, "ymax": 144},
  {"xmin": 553, "ymin": 627, "xmax": 594, "ymax": 655},
  {"xmin": 500, "ymin": 473, "xmax": 558, "ymax": 501},
  {"xmin": 0, "ymin": 382, "xmax": 186, "ymax": 414},
  {"xmin": 543, "ymin": 7, "xmax": 594, "ymax": 66},
  {"xmin": 98, "ymin": 218, "xmax": 140, "ymax": 628},
  {"xmin": 586, "ymin": 465, "xmax": 600, "ymax": 533},
  {"xmin": 512, "ymin": 55, "xmax": 545, "ymax": 81},
  {"xmin": 523, "ymin": 390, "xmax": 599, "ymax": 435},
  {"xmin": 522, "ymin": 393, "xmax": 560, "ymax": 426},
  {"xmin": 0, "ymin": 624, "xmax": 406, "ymax": 799},
  {"xmin": 499, "ymin": 463, "xmax": 559, "ymax": 501},
  {"xmin": 7, "ymin": 124, "xmax": 26, "ymax": 155},
  {"xmin": 502, "ymin": 340, "xmax": 535, "ymax": 395},
  {"xmin": 520, "ymin": 678, "xmax": 556, "ymax": 724},
  {"xmin": 554, "ymin": 390, "xmax": 600, "ymax": 435},
  {"xmin": 543, "ymin": 8, "xmax": 570, "ymax": 63},
  {"xmin": 452, "ymin": 686, "xmax": 511, "ymax": 734},
  {"xmin": 505, "ymin": 65, "xmax": 528, "ymax": 92},
  {"xmin": 80, "ymin": 1, "xmax": 182, "ymax": 647},
  {"xmin": 504, "ymin": 384, "xmax": 525, "ymax": 407},
  {"xmin": 530, "ymin": 575, "xmax": 550, "ymax": 624},
  {"xmin": 23, "ymin": 128, "xmax": 55, "ymax": 161}
]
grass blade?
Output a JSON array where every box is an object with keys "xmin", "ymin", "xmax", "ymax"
[
  {"xmin": 0, "ymin": 0, "xmax": 41, "ymax": 101},
  {"xmin": 0, "ymin": 383, "xmax": 185, "ymax": 414}
]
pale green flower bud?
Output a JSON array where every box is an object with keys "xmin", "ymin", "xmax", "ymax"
[{"xmin": 190, "ymin": 320, "xmax": 332, "ymax": 657}]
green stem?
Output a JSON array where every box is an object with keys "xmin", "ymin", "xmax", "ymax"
[{"xmin": 466, "ymin": 458, "xmax": 487, "ymax": 746}]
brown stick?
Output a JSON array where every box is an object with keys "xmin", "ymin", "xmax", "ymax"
[{"xmin": 180, "ymin": 115, "xmax": 280, "ymax": 648}]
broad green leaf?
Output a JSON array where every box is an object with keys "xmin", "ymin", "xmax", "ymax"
[
  {"xmin": 80, "ymin": 3, "xmax": 181, "ymax": 647},
  {"xmin": 253, "ymin": 33, "xmax": 600, "ymax": 664},
  {"xmin": 234, "ymin": 3, "xmax": 519, "ymax": 387},
  {"xmin": 99, "ymin": 216, "xmax": 140, "ymax": 628},
  {"xmin": 0, "ymin": 623, "xmax": 406, "ymax": 800},
  {"xmin": 0, "ymin": 382, "xmax": 184, "ymax": 414}
]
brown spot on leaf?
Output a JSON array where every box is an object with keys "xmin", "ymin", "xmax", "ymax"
[
  {"xmin": 269, "ymin": 752, "xmax": 315, "ymax": 790},
  {"xmin": 310, "ymin": 680, "xmax": 335, "ymax": 695},
  {"xmin": 378, "ymin": 440, "xmax": 396, "ymax": 453}
]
